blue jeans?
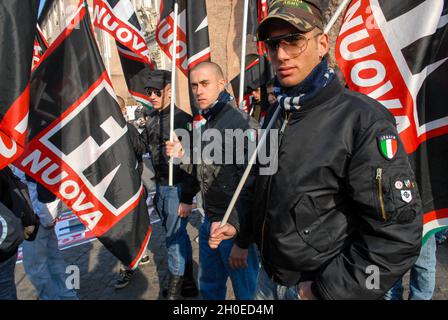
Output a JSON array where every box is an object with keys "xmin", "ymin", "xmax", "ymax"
[
  {"xmin": 435, "ymin": 228, "xmax": 448, "ymax": 244},
  {"xmin": 198, "ymin": 217, "xmax": 259, "ymax": 300},
  {"xmin": 22, "ymin": 226, "xmax": 78, "ymax": 300},
  {"xmin": 384, "ymin": 234, "xmax": 436, "ymax": 300},
  {"xmin": 254, "ymin": 267, "xmax": 300, "ymax": 300},
  {"xmin": 0, "ymin": 252, "xmax": 18, "ymax": 300},
  {"xmin": 155, "ymin": 184, "xmax": 192, "ymax": 276}
]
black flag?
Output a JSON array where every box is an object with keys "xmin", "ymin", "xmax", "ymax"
[
  {"xmin": 231, "ymin": 54, "xmax": 273, "ymax": 113},
  {"xmin": 14, "ymin": 1, "xmax": 152, "ymax": 268},
  {"xmin": 0, "ymin": 0, "xmax": 39, "ymax": 169},
  {"xmin": 92, "ymin": 0, "xmax": 155, "ymax": 108},
  {"xmin": 156, "ymin": 0, "xmax": 211, "ymax": 76},
  {"xmin": 336, "ymin": 0, "xmax": 448, "ymax": 242}
]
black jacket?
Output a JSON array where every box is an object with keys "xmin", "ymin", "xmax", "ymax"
[
  {"xmin": 236, "ymin": 78, "xmax": 423, "ymax": 300},
  {"xmin": 0, "ymin": 167, "xmax": 40, "ymax": 262},
  {"xmin": 141, "ymin": 105, "xmax": 196, "ymax": 203},
  {"xmin": 126, "ymin": 122, "xmax": 146, "ymax": 175},
  {"xmin": 181, "ymin": 93, "xmax": 259, "ymax": 231}
]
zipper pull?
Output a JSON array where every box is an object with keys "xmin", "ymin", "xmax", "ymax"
[
  {"xmin": 376, "ymin": 168, "xmax": 382, "ymax": 180},
  {"xmin": 280, "ymin": 112, "xmax": 291, "ymax": 135}
]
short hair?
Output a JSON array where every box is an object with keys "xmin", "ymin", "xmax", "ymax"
[{"xmin": 190, "ymin": 61, "xmax": 225, "ymax": 80}]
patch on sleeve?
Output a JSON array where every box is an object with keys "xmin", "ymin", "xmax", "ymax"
[{"xmin": 377, "ymin": 134, "xmax": 398, "ymax": 160}]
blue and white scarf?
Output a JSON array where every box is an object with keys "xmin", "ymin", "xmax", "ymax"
[{"xmin": 273, "ymin": 58, "xmax": 335, "ymax": 112}]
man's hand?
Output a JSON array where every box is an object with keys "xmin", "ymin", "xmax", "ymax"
[
  {"xmin": 208, "ymin": 222, "xmax": 237, "ymax": 249},
  {"xmin": 23, "ymin": 225, "xmax": 36, "ymax": 240},
  {"xmin": 229, "ymin": 244, "xmax": 248, "ymax": 269},
  {"xmin": 178, "ymin": 202, "xmax": 192, "ymax": 218},
  {"xmin": 297, "ymin": 281, "xmax": 317, "ymax": 300},
  {"xmin": 165, "ymin": 133, "xmax": 184, "ymax": 158}
]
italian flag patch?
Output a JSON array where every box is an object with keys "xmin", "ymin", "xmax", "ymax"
[
  {"xmin": 378, "ymin": 134, "xmax": 398, "ymax": 160},
  {"xmin": 193, "ymin": 114, "xmax": 207, "ymax": 129}
]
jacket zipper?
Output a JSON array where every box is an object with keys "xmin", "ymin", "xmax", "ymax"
[
  {"xmin": 376, "ymin": 168, "xmax": 387, "ymax": 221},
  {"xmin": 260, "ymin": 111, "xmax": 292, "ymax": 265}
]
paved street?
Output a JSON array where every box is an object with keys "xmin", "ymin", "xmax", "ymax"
[{"xmin": 14, "ymin": 207, "xmax": 448, "ymax": 300}]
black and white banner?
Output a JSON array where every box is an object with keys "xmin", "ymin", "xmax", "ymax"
[
  {"xmin": 15, "ymin": 1, "xmax": 152, "ymax": 268},
  {"xmin": 336, "ymin": 0, "xmax": 448, "ymax": 242},
  {"xmin": 93, "ymin": 0, "xmax": 155, "ymax": 108},
  {"xmin": 156, "ymin": 0, "xmax": 211, "ymax": 76},
  {"xmin": 0, "ymin": 0, "xmax": 39, "ymax": 169}
]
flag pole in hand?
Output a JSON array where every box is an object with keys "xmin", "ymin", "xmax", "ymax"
[
  {"xmin": 169, "ymin": 0, "xmax": 179, "ymax": 187},
  {"xmin": 219, "ymin": 0, "xmax": 352, "ymax": 227},
  {"xmin": 238, "ymin": 0, "xmax": 250, "ymax": 109}
]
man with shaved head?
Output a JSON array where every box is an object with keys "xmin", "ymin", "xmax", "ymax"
[{"xmin": 167, "ymin": 61, "xmax": 260, "ymax": 300}]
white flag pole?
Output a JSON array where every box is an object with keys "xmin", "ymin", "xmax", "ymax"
[
  {"xmin": 219, "ymin": 0, "xmax": 352, "ymax": 227},
  {"xmin": 169, "ymin": 0, "xmax": 179, "ymax": 187},
  {"xmin": 324, "ymin": 0, "xmax": 351, "ymax": 34},
  {"xmin": 238, "ymin": 0, "xmax": 250, "ymax": 108}
]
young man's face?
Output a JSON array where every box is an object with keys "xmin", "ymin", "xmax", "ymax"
[
  {"xmin": 265, "ymin": 20, "xmax": 328, "ymax": 88},
  {"xmin": 146, "ymin": 85, "xmax": 171, "ymax": 110},
  {"xmin": 267, "ymin": 84, "xmax": 276, "ymax": 105},
  {"xmin": 190, "ymin": 66, "xmax": 226, "ymax": 110},
  {"xmin": 251, "ymin": 88, "xmax": 261, "ymax": 103}
]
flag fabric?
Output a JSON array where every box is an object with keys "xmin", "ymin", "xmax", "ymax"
[
  {"xmin": 0, "ymin": 0, "xmax": 39, "ymax": 169},
  {"xmin": 14, "ymin": 1, "xmax": 152, "ymax": 269},
  {"xmin": 156, "ymin": 0, "xmax": 211, "ymax": 76},
  {"xmin": 248, "ymin": 0, "xmax": 269, "ymax": 54},
  {"xmin": 230, "ymin": 53, "xmax": 273, "ymax": 112},
  {"xmin": 116, "ymin": 43, "xmax": 154, "ymax": 108},
  {"xmin": 335, "ymin": 0, "xmax": 448, "ymax": 243},
  {"xmin": 92, "ymin": 0, "xmax": 153, "ymax": 64},
  {"xmin": 92, "ymin": 0, "xmax": 155, "ymax": 108},
  {"xmin": 32, "ymin": 24, "xmax": 49, "ymax": 71}
]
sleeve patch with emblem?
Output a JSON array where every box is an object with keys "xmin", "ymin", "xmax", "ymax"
[{"xmin": 377, "ymin": 134, "xmax": 398, "ymax": 160}]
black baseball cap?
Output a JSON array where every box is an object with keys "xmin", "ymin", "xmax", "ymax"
[{"xmin": 145, "ymin": 70, "xmax": 172, "ymax": 90}]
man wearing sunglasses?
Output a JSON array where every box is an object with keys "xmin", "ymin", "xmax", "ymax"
[
  {"xmin": 210, "ymin": 0, "xmax": 422, "ymax": 300},
  {"xmin": 139, "ymin": 70, "xmax": 198, "ymax": 300}
]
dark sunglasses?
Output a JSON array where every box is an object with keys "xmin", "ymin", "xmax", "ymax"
[{"xmin": 145, "ymin": 88, "xmax": 162, "ymax": 97}]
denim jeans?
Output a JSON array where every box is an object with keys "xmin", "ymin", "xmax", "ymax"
[
  {"xmin": 0, "ymin": 252, "xmax": 18, "ymax": 300},
  {"xmin": 198, "ymin": 217, "xmax": 259, "ymax": 300},
  {"xmin": 254, "ymin": 267, "xmax": 300, "ymax": 300},
  {"xmin": 435, "ymin": 228, "xmax": 448, "ymax": 244},
  {"xmin": 155, "ymin": 184, "xmax": 192, "ymax": 276},
  {"xmin": 22, "ymin": 226, "xmax": 78, "ymax": 300},
  {"xmin": 384, "ymin": 234, "xmax": 436, "ymax": 300}
]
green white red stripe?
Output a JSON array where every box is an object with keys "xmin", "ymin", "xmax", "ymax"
[
  {"xmin": 193, "ymin": 114, "xmax": 207, "ymax": 129},
  {"xmin": 379, "ymin": 136, "xmax": 398, "ymax": 159},
  {"xmin": 130, "ymin": 90, "xmax": 152, "ymax": 109},
  {"xmin": 423, "ymin": 208, "xmax": 448, "ymax": 244}
]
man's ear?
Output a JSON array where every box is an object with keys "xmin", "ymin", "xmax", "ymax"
[
  {"xmin": 218, "ymin": 78, "xmax": 226, "ymax": 91},
  {"xmin": 318, "ymin": 32, "xmax": 330, "ymax": 59},
  {"xmin": 165, "ymin": 85, "xmax": 172, "ymax": 99}
]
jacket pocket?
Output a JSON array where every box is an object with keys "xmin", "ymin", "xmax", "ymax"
[
  {"xmin": 373, "ymin": 166, "xmax": 420, "ymax": 223},
  {"xmin": 293, "ymin": 194, "xmax": 332, "ymax": 253}
]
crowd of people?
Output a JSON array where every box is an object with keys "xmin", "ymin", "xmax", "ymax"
[{"xmin": 1, "ymin": 0, "xmax": 447, "ymax": 300}]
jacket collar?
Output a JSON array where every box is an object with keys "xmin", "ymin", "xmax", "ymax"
[{"xmin": 284, "ymin": 77, "xmax": 343, "ymax": 117}]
